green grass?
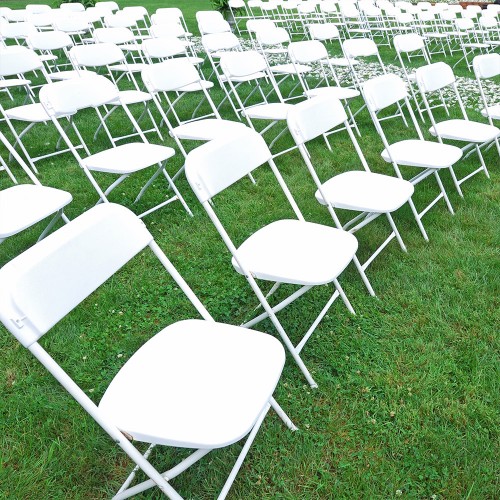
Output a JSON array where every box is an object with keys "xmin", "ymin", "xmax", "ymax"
[{"xmin": 1, "ymin": 1, "xmax": 499, "ymax": 498}]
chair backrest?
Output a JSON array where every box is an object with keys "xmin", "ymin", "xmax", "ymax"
[
  {"xmin": 202, "ymin": 32, "xmax": 241, "ymax": 53},
  {"xmin": 0, "ymin": 204, "xmax": 153, "ymax": 347},
  {"xmin": 26, "ymin": 12, "xmax": 54, "ymax": 27},
  {"xmin": 0, "ymin": 45, "xmax": 43, "ymax": 77},
  {"xmin": 308, "ymin": 23, "xmax": 340, "ymax": 41},
  {"xmin": 220, "ymin": 50, "xmax": 268, "ymax": 78},
  {"xmin": 1, "ymin": 21, "xmax": 37, "ymax": 39},
  {"xmin": 288, "ymin": 40, "xmax": 328, "ymax": 64},
  {"xmin": 455, "ymin": 17, "xmax": 474, "ymax": 31},
  {"xmin": 70, "ymin": 42, "xmax": 124, "ymax": 68},
  {"xmin": 142, "ymin": 37, "xmax": 187, "ymax": 59},
  {"xmin": 246, "ymin": 19, "xmax": 276, "ymax": 34},
  {"xmin": 28, "ymin": 31, "xmax": 73, "ymax": 51},
  {"xmin": 343, "ymin": 38, "xmax": 379, "ymax": 58},
  {"xmin": 362, "ymin": 73, "xmax": 408, "ymax": 112},
  {"xmin": 39, "ymin": 75, "xmax": 119, "ymax": 116},
  {"xmin": 256, "ymin": 26, "xmax": 290, "ymax": 46},
  {"xmin": 93, "ymin": 26, "xmax": 135, "ymax": 44},
  {"xmin": 54, "ymin": 14, "xmax": 90, "ymax": 32},
  {"xmin": 150, "ymin": 23, "xmax": 187, "ymax": 39},
  {"xmin": 142, "ymin": 59, "xmax": 201, "ymax": 93},
  {"xmin": 415, "ymin": 61, "xmax": 455, "ymax": 93},
  {"xmin": 186, "ymin": 130, "xmax": 272, "ymax": 203},
  {"xmin": 287, "ymin": 95, "xmax": 348, "ymax": 145},
  {"xmin": 95, "ymin": 1, "xmax": 119, "ymax": 13},
  {"xmin": 60, "ymin": 2, "xmax": 85, "ymax": 12},
  {"xmin": 26, "ymin": 4, "xmax": 51, "ymax": 14},
  {"xmin": 473, "ymin": 53, "xmax": 500, "ymax": 79},
  {"xmin": 394, "ymin": 33, "xmax": 425, "ymax": 54}
]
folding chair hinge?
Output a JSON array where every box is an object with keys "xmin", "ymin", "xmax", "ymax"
[{"xmin": 10, "ymin": 316, "xmax": 27, "ymax": 329}]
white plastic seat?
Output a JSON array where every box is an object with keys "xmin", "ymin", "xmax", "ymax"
[
  {"xmin": 0, "ymin": 131, "xmax": 71, "ymax": 246},
  {"xmin": 186, "ymin": 128, "xmax": 373, "ymax": 388},
  {"xmin": 232, "ymin": 219, "xmax": 358, "ymax": 285},
  {"xmin": 363, "ymin": 73, "xmax": 461, "ymax": 240},
  {"xmin": 39, "ymin": 76, "xmax": 192, "ymax": 219},
  {"xmin": 415, "ymin": 62, "xmax": 499, "ymax": 197},
  {"xmin": 0, "ymin": 202, "xmax": 295, "ymax": 498},
  {"xmin": 286, "ymin": 94, "xmax": 414, "ymax": 273}
]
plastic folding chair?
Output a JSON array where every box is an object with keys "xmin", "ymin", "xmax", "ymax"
[
  {"xmin": 288, "ymin": 40, "xmax": 361, "ymax": 136},
  {"xmin": 69, "ymin": 42, "xmax": 162, "ymax": 145},
  {"xmin": 154, "ymin": 7, "xmax": 191, "ymax": 36},
  {"xmin": 363, "ymin": 73, "xmax": 462, "ymax": 240},
  {"xmin": 452, "ymin": 18, "xmax": 490, "ymax": 71},
  {"xmin": 415, "ymin": 62, "xmax": 499, "ymax": 197},
  {"xmin": 0, "ymin": 130, "xmax": 72, "ymax": 246},
  {"xmin": 39, "ymin": 76, "xmax": 193, "ymax": 218},
  {"xmin": 186, "ymin": 128, "xmax": 374, "ymax": 388},
  {"xmin": 473, "ymin": 53, "xmax": 500, "ymax": 132},
  {"xmin": 393, "ymin": 33, "xmax": 449, "ymax": 122},
  {"xmin": 197, "ymin": 11, "xmax": 232, "ymax": 35},
  {"xmin": 0, "ymin": 46, "xmax": 79, "ymax": 175},
  {"xmin": 141, "ymin": 59, "xmax": 247, "ymax": 181},
  {"xmin": 0, "ymin": 202, "xmax": 296, "ymax": 498},
  {"xmin": 219, "ymin": 50, "xmax": 296, "ymax": 157},
  {"xmin": 286, "ymin": 95, "xmax": 414, "ymax": 273},
  {"xmin": 308, "ymin": 23, "xmax": 358, "ymax": 69}
]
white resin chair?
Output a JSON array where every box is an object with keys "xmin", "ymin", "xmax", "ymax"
[
  {"xmin": 142, "ymin": 59, "xmax": 247, "ymax": 157},
  {"xmin": 363, "ymin": 73, "xmax": 463, "ymax": 240},
  {"xmin": 0, "ymin": 130, "xmax": 72, "ymax": 246},
  {"xmin": 219, "ymin": 50, "xmax": 296, "ymax": 157},
  {"xmin": 186, "ymin": 128, "xmax": 375, "ymax": 388},
  {"xmin": 39, "ymin": 76, "xmax": 193, "ymax": 218},
  {"xmin": 415, "ymin": 62, "xmax": 499, "ymax": 197},
  {"xmin": 286, "ymin": 95, "xmax": 414, "ymax": 273},
  {"xmin": 473, "ymin": 53, "xmax": 500, "ymax": 150},
  {"xmin": 0, "ymin": 202, "xmax": 296, "ymax": 498}
]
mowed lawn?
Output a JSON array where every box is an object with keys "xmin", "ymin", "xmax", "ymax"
[{"xmin": 0, "ymin": 1, "xmax": 499, "ymax": 498}]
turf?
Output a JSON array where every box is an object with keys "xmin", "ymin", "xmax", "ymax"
[{"xmin": 0, "ymin": 1, "xmax": 499, "ymax": 499}]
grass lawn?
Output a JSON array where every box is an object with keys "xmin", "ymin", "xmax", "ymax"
[{"xmin": 1, "ymin": 1, "xmax": 499, "ymax": 498}]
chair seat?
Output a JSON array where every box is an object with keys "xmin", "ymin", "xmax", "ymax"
[
  {"xmin": 4, "ymin": 103, "xmax": 52, "ymax": 122},
  {"xmin": 0, "ymin": 184, "xmax": 72, "ymax": 239},
  {"xmin": 325, "ymin": 57, "xmax": 359, "ymax": 67},
  {"xmin": 305, "ymin": 86, "xmax": 360, "ymax": 100},
  {"xmin": 83, "ymin": 143, "xmax": 175, "ymax": 174},
  {"xmin": 109, "ymin": 63, "xmax": 149, "ymax": 73},
  {"xmin": 115, "ymin": 89, "xmax": 152, "ymax": 105},
  {"xmin": 222, "ymin": 72, "xmax": 267, "ymax": 83},
  {"xmin": 382, "ymin": 139, "xmax": 463, "ymax": 168},
  {"xmin": 481, "ymin": 104, "xmax": 500, "ymax": 121},
  {"xmin": 315, "ymin": 171, "xmax": 414, "ymax": 213},
  {"xmin": 48, "ymin": 69, "xmax": 97, "ymax": 80},
  {"xmin": 232, "ymin": 219, "xmax": 358, "ymax": 285},
  {"xmin": 429, "ymin": 119, "xmax": 499, "ymax": 143},
  {"xmin": 98, "ymin": 319, "xmax": 285, "ymax": 448},
  {"xmin": 245, "ymin": 102, "xmax": 293, "ymax": 120},
  {"xmin": 172, "ymin": 119, "xmax": 248, "ymax": 141},
  {"xmin": 0, "ymin": 78, "xmax": 31, "ymax": 88},
  {"xmin": 178, "ymin": 80, "xmax": 214, "ymax": 92},
  {"xmin": 270, "ymin": 63, "xmax": 311, "ymax": 75}
]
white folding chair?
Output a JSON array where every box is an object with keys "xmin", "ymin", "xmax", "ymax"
[
  {"xmin": 286, "ymin": 95, "xmax": 414, "ymax": 273},
  {"xmin": 219, "ymin": 50, "xmax": 296, "ymax": 157},
  {"xmin": 0, "ymin": 130, "xmax": 72, "ymax": 246},
  {"xmin": 0, "ymin": 46, "xmax": 78, "ymax": 174},
  {"xmin": 69, "ymin": 42, "xmax": 162, "ymax": 145},
  {"xmin": 39, "ymin": 76, "xmax": 193, "ymax": 219},
  {"xmin": 473, "ymin": 53, "xmax": 500, "ymax": 136},
  {"xmin": 452, "ymin": 17, "xmax": 490, "ymax": 71},
  {"xmin": 186, "ymin": 128, "xmax": 374, "ymax": 388},
  {"xmin": 363, "ymin": 73, "xmax": 462, "ymax": 240},
  {"xmin": 393, "ymin": 33, "xmax": 449, "ymax": 122},
  {"xmin": 415, "ymin": 62, "xmax": 499, "ymax": 197},
  {"xmin": 141, "ymin": 59, "xmax": 248, "ymax": 160},
  {"xmin": 0, "ymin": 202, "xmax": 296, "ymax": 499},
  {"xmin": 288, "ymin": 40, "xmax": 361, "ymax": 136}
]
